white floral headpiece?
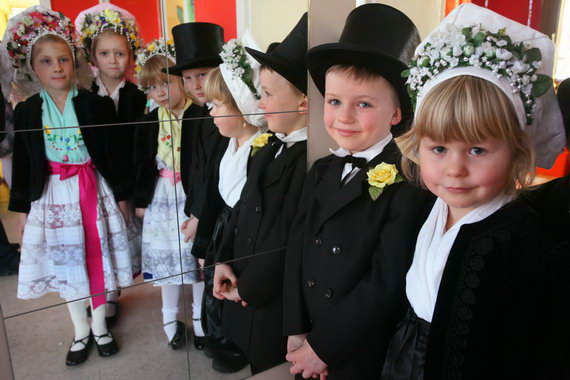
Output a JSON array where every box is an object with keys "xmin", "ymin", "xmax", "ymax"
[
  {"xmin": 408, "ymin": 3, "xmax": 565, "ymax": 169},
  {"xmin": 219, "ymin": 31, "xmax": 266, "ymax": 127},
  {"xmin": 135, "ymin": 39, "xmax": 176, "ymax": 92},
  {"xmin": 0, "ymin": 6, "xmax": 77, "ymax": 83},
  {"xmin": 75, "ymin": 4, "xmax": 142, "ymax": 63}
]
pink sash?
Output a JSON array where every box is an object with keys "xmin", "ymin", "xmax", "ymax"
[
  {"xmin": 48, "ymin": 160, "xmax": 106, "ymax": 310},
  {"xmin": 159, "ymin": 169, "xmax": 181, "ymax": 185}
]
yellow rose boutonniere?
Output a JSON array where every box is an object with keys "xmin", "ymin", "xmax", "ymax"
[
  {"xmin": 250, "ymin": 133, "xmax": 273, "ymax": 157},
  {"xmin": 366, "ymin": 162, "xmax": 403, "ymax": 201}
]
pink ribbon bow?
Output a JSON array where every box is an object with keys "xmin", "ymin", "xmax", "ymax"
[
  {"xmin": 48, "ymin": 160, "xmax": 106, "ymax": 310},
  {"xmin": 159, "ymin": 169, "xmax": 182, "ymax": 185}
]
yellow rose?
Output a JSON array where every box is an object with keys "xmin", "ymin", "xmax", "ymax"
[
  {"xmin": 367, "ymin": 162, "xmax": 398, "ymax": 188},
  {"xmin": 147, "ymin": 43, "xmax": 156, "ymax": 52},
  {"xmin": 252, "ymin": 133, "xmax": 272, "ymax": 148}
]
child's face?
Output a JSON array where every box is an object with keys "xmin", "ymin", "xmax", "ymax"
[
  {"xmin": 258, "ymin": 68, "xmax": 307, "ymax": 134},
  {"xmin": 419, "ymin": 137, "xmax": 512, "ymax": 222},
  {"xmin": 93, "ymin": 33, "xmax": 131, "ymax": 81},
  {"xmin": 31, "ymin": 40, "xmax": 74, "ymax": 92},
  {"xmin": 182, "ymin": 67, "xmax": 213, "ymax": 105},
  {"xmin": 209, "ymin": 99, "xmax": 243, "ymax": 138},
  {"xmin": 323, "ymin": 71, "xmax": 401, "ymax": 152},
  {"xmin": 148, "ymin": 78, "xmax": 185, "ymax": 110}
]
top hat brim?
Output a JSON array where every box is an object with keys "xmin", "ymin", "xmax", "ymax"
[
  {"xmin": 306, "ymin": 42, "xmax": 411, "ymax": 123},
  {"xmin": 246, "ymin": 47, "xmax": 307, "ymax": 94},
  {"xmin": 165, "ymin": 56, "xmax": 223, "ymax": 76}
]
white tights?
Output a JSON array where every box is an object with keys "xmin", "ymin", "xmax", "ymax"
[{"xmin": 161, "ymin": 281, "xmax": 205, "ymax": 341}]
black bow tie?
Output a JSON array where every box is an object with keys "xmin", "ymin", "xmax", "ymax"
[{"xmin": 340, "ymin": 155, "xmax": 367, "ymax": 168}]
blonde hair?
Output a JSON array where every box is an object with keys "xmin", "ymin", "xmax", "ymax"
[
  {"xmin": 138, "ymin": 54, "xmax": 183, "ymax": 92},
  {"xmin": 326, "ymin": 64, "xmax": 400, "ymax": 108},
  {"xmin": 397, "ymin": 75, "xmax": 535, "ymax": 194},
  {"xmin": 203, "ymin": 67, "xmax": 240, "ymax": 112},
  {"xmin": 91, "ymin": 29, "xmax": 132, "ymax": 59},
  {"xmin": 30, "ymin": 34, "xmax": 74, "ymax": 67}
]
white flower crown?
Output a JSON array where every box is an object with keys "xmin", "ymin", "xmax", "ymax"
[
  {"xmin": 135, "ymin": 39, "xmax": 176, "ymax": 92},
  {"xmin": 220, "ymin": 39, "xmax": 260, "ymax": 100},
  {"xmin": 404, "ymin": 23, "xmax": 552, "ymax": 125}
]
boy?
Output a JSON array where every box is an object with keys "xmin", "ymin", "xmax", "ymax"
[
  {"xmin": 212, "ymin": 13, "xmax": 309, "ymax": 375},
  {"xmin": 283, "ymin": 5, "xmax": 430, "ymax": 379}
]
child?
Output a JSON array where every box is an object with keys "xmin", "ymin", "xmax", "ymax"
[
  {"xmin": 192, "ymin": 35, "xmax": 268, "ymax": 373},
  {"xmin": 211, "ymin": 13, "xmax": 310, "ymax": 374},
  {"xmin": 165, "ymin": 23, "xmax": 227, "ymax": 249},
  {"xmin": 2, "ymin": 6, "xmax": 133, "ymax": 365},
  {"xmin": 380, "ymin": 4, "xmax": 569, "ymax": 379},
  {"xmin": 282, "ymin": 5, "xmax": 429, "ymax": 379},
  {"xmin": 75, "ymin": 3, "xmax": 146, "ymax": 324},
  {"xmin": 133, "ymin": 40, "xmax": 205, "ymax": 350}
]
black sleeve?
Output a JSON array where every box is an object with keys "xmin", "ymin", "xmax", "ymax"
[
  {"xmin": 306, "ymin": 184, "xmax": 431, "ymax": 365},
  {"xmin": 237, "ymin": 158, "xmax": 307, "ymax": 307},
  {"xmin": 132, "ymin": 113, "xmax": 157, "ymax": 208},
  {"xmin": 282, "ymin": 162, "xmax": 317, "ymax": 336},
  {"xmin": 8, "ymin": 102, "xmax": 32, "ymax": 213}
]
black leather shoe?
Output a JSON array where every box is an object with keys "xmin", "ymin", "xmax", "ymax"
[
  {"xmin": 194, "ymin": 335, "xmax": 206, "ymax": 350},
  {"xmin": 166, "ymin": 321, "xmax": 186, "ymax": 350},
  {"xmin": 212, "ymin": 345, "xmax": 248, "ymax": 373},
  {"xmin": 93, "ymin": 330, "xmax": 119, "ymax": 357},
  {"xmin": 65, "ymin": 334, "xmax": 92, "ymax": 366}
]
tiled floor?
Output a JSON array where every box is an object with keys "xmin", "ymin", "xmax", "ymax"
[{"xmin": 0, "ymin": 206, "xmax": 292, "ymax": 380}]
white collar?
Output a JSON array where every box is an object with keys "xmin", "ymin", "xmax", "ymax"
[
  {"xmin": 275, "ymin": 127, "xmax": 308, "ymax": 146},
  {"xmin": 329, "ymin": 133, "xmax": 393, "ymax": 163}
]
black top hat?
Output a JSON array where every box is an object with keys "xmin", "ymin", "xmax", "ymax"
[
  {"xmin": 245, "ymin": 13, "xmax": 308, "ymax": 94},
  {"xmin": 167, "ymin": 22, "xmax": 224, "ymax": 75},
  {"xmin": 306, "ymin": 4, "xmax": 420, "ymax": 125}
]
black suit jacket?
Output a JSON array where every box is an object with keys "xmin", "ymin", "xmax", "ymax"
[
  {"xmin": 132, "ymin": 104, "xmax": 204, "ymax": 208},
  {"xmin": 423, "ymin": 201, "xmax": 570, "ymax": 380},
  {"xmin": 92, "ymin": 81, "xmax": 146, "ymax": 200},
  {"xmin": 183, "ymin": 105, "xmax": 228, "ymax": 219},
  {"xmin": 9, "ymin": 90, "xmax": 117, "ymax": 213},
  {"xmin": 217, "ymin": 136, "xmax": 307, "ymax": 371},
  {"xmin": 283, "ymin": 141, "xmax": 431, "ymax": 379}
]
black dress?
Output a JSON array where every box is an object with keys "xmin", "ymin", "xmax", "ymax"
[
  {"xmin": 216, "ymin": 136, "xmax": 307, "ymax": 372},
  {"xmin": 283, "ymin": 140, "xmax": 432, "ymax": 379},
  {"xmin": 382, "ymin": 200, "xmax": 570, "ymax": 380}
]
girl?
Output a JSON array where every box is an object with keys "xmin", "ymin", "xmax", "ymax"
[
  {"xmin": 190, "ymin": 36, "xmax": 267, "ymax": 373},
  {"xmin": 2, "ymin": 6, "xmax": 133, "ymax": 366},
  {"xmin": 133, "ymin": 41, "xmax": 204, "ymax": 350},
  {"xmin": 76, "ymin": 4, "xmax": 146, "ymax": 322},
  {"xmin": 381, "ymin": 4, "xmax": 569, "ymax": 379}
]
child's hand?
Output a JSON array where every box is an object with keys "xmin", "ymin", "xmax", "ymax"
[
  {"xmin": 287, "ymin": 334, "xmax": 308, "ymax": 354},
  {"xmin": 180, "ymin": 215, "xmax": 199, "ymax": 243},
  {"xmin": 117, "ymin": 200, "xmax": 131, "ymax": 224},
  {"xmin": 213, "ymin": 263, "xmax": 237, "ymax": 300},
  {"xmin": 135, "ymin": 208, "xmax": 146, "ymax": 219},
  {"xmin": 286, "ymin": 340, "xmax": 329, "ymax": 379},
  {"xmin": 220, "ymin": 284, "xmax": 244, "ymax": 305},
  {"xmin": 16, "ymin": 213, "xmax": 28, "ymax": 241}
]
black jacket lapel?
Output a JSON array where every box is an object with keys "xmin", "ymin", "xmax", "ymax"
[{"xmin": 262, "ymin": 141, "xmax": 307, "ymax": 188}]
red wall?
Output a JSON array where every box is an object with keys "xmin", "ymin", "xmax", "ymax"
[
  {"xmin": 470, "ymin": 0, "xmax": 543, "ymax": 30},
  {"xmin": 194, "ymin": 0, "xmax": 237, "ymax": 41}
]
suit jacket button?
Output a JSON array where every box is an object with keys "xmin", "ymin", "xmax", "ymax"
[
  {"xmin": 307, "ymin": 279, "xmax": 315, "ymax": 288},
  {"xmin": 331, "ymin": 246, "xmax": 341, "ymax": 255},
  {"xmin": 247, "ymin": 237, "xmax": 253, "ymax": 245},
  {"xmin": 255, "ymin": 206, "xmax": 262, "ymax": 212},
  {"xmin": 315, "ymin": 237, "xmax": 322, "ymax": 247},
  {"xmin": 234, "ymin": 228, "xmax": 239, "ymax": 235},
  {"xmin": 325, "ymin": 289, "xmax": 333, "ymax": 298}
]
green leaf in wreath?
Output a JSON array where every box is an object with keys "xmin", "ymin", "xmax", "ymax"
[
  {"xmin": 401, "ymin": 69, "xmax": 410, "ymax": 78},
  {"xmin": 473, "ymin": 32, "xmax": 485, "ymax": 47},
  {"xmin": 369, "ymin": 186, "xmax": 383, "ymax": 201},
  {"xmin": 523, "ymin": 47, "xmax": 542, "ymax": 64},
  {"xmin": 531, "ymin": 74, "xmax": 552, "ymax": 97}
]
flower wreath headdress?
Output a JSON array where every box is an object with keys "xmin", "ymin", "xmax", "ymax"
[
  {"xmin": 404, "ymin": 3, "xmax": 565, "ymax": 169},
  {"xmin": 75, "ymin": 4, "xmax": 142, "ymax": 62},
  {"xmin": 219, "ymin": 30, "xmax": 266, "ymax": 128},
  {"xmin": 135, "ymin": 39, "xmax": 176, "ymax": 92},
  {"xmin": 1, "ymin": 5, "xmax": 77, "ymax": 83}
]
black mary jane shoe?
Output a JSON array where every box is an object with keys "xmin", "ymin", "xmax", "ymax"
[
  {"xmin": 65, "ymin": 334, "xmax": 92, "ymax": 366},
  {"xmin": 93, "ymin": 330, "xmax": 119, "ymax": 357},
  {"xmin": 194, "ymin": 335, "xmax": 207, "ymax": 350},
  {"xmin": 166, "ymin": 320, "xmax": 186, "ymax": 350}
]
